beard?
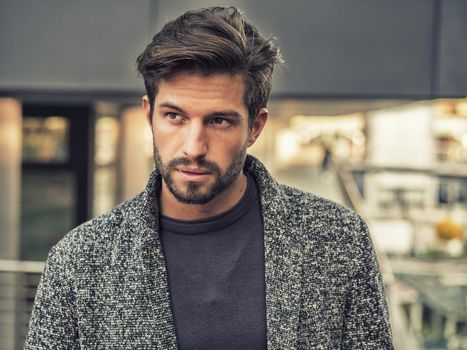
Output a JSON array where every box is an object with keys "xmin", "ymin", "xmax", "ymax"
[{"xmin": 153, "ymin": 143, "xmax": 247, "ymax": 205}]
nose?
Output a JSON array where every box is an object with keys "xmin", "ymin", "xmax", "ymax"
[{"xmin": 182, "ymin": 122, "xmax": 208, "ymax": 159}]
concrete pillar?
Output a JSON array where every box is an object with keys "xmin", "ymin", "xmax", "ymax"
[
  {"xmin": 0, "ymin": 98, "xmax": 22, "ymax": 350},
  {"xmin": 120, "ymin": 106, "xmax": 153, "ymax": 201},
  {"xmin": 0, "ymin": 98, "xmax": 21, "ymax": 259}
]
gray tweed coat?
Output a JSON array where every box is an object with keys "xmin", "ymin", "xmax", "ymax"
[{"xmin": 25, "ymin": 155, "xmax": 393, "ymax": 349}]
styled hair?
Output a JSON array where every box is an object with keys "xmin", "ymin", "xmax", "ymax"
[{"xmin": 135, "ymin": 6, "xmax": 283, "ymax": 125}]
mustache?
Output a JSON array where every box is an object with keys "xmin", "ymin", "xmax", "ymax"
[{"xmin": 167, "ymin": 157, "xmax": 221, "ymax": 175}]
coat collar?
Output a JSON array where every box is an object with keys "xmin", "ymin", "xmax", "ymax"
[
  {"xmin": 245, "ymin": 156, "xmax": 304, "ymax": 349},
  {"xmin": 130, "ymin": 155, "xmax": 304, "ymax": 349}
]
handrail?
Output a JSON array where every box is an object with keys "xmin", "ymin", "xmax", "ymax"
[
  {"xmin": 0, "ymin": 260, "xmax": 44, "ymax": 349},
  {"xmin": 350, "ymin": 162, "xmax": 467, "ymax": 179},
  {"xmin": 0, "ymin": 259, "xmax": 45, "ymax": 273},
  {"xmin": 333, "ymin": 158, "xmax": 395, "ymax": 283}
]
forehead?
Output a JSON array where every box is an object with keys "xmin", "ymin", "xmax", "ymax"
[{"xmin": 156, "ymin": 72, "xmax": 247, "ymax": 114}]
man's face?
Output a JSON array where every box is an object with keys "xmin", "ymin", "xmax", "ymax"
[{"xmin": 144, "ymin": 72, "xmax": 264, "ymax": 205}]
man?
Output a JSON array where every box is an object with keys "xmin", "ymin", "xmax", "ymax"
[{"xmin": 26, "ymin": 6, "xmax": 394, "ymax": 349}]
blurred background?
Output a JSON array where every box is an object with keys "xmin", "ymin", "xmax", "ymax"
[{"xmin": 1, "ymin": 0, "xmax": 466, "ymax": 349}]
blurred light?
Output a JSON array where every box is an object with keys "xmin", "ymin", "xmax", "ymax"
[
  {"xmin": 352, "ymin": 130, "xmax": 366, "ymax": 146},
  {"xmin": 456, "ymin": 99, "xmax": 467, "ymax": 116},
  {"xmin": 435, "ymin": 99, "xmax": 456, "ymax": 116},
  {"xmin": 44, "ymin": 116, "xmax": 67, "ymax": 131},
  {"xmin": 95, "ymin": 116, "xmax": 119, "ymax": 166},
  {"xmin": 462, "ymin": 134, "xmax": 467, "ymax": 148},
  {"xmin": 144, "ymin": 127, "xmax": 153, "ymax": 158},
  {"xmin": 276, "ymin": 129, "xmax": 299, "ymax": 162}
]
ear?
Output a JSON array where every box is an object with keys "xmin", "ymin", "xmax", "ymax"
[
  {"xmin": 142, "ymin": 95, "xmax": 152, "ymax": 125},
  {"xmin": 247, "ymin": 108, "xmax": 268, "ymax": 147}
]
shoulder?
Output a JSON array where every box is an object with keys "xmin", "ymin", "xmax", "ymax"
[
  {"xmin": 47, "ymin": 192, "xmax": 146, "ymax": 270},
  {"xmin": 277, "ymin": 183, "xmax": 373, "ymax": 261},
  {"xmin": 274, "ymin": 184, "xmax": 379, "ymax": 283},
  {"xmin": 279, "ymin": 183, "xmax": 365, "ymax": 231}
]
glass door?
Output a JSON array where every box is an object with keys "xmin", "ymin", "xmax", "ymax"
[{"xmin": 21, "ymin": 104, "xmax": 93, "ymax": 261}]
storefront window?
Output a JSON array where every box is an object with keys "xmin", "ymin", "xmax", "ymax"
[
  {"xmin": 21, "ymin": 170, "xmax": 74, "ymax": 261},
  {"xmin": 22, "ymin": 116, "xmax": 69, "ymax": 164}
]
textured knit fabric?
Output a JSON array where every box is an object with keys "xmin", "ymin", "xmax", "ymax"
[
  {"xmin": 25, "ymin": 155, "xmax": 394, "ymax": 349},
  {"xmin": 160, "ymin": 172, "xmax": 267, "ymax": 349}
]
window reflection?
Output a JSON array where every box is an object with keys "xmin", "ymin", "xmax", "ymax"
[
  {"xmin": 21, "ymin": 170, "xmax": 74, "ymax": 261},
  {"xmin": 95, "ymin": 116, "xmax": 119, "ymax": 166},
  {"xmin": 22, "ymin": 116, "xmax": 69, "ymax": 163}
]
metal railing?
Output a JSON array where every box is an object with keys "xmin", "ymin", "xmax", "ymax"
[{"xmin": 0, "ymin": 260, "xmax": 44, "ymax": 350}]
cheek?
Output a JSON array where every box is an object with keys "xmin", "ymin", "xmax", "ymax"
[
  {"xmin": 211, "ymin": 137, "xmax": 247, "ymax": 164},
  {"xmin": 153, "ymin": 127, "xmax": 182, "ymax": 157}
]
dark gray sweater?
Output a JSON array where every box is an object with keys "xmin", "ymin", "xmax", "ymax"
[
  {"xmin": 25, "ymin": 155, "xmax": 394, "ymax": 349},
  {"xmin": 160, "ymin": 172, "xmax": 267, "ymax": 349}
]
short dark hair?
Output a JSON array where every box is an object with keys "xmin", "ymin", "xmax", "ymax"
[{"xmin": 135, "ymin": 6, "xmax": 283, "ymax": 126}]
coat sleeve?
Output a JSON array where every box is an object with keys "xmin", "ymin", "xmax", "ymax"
[
  {"xmin": 341, "ymin": 217, "xmax": 394, "ymax": 349},
  {"xmin": 24, "ymin": 246, "xmax": 80, "ymax": 349}
]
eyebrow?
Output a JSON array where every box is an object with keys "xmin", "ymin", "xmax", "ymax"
[
  {"xmin": 158, "ymin": 102, "xmax": 187, "ymax": 115},
  {"xmin": 158, "ymin": 102, "xmax": 243, "ymax": 120}
]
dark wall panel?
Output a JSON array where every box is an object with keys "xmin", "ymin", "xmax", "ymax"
[
  {"xmin": 251, "ymin": 0, "xmax": 434, "ymax": 97},
  {"xmin": 157, "ymin": 0, "xmax": 434, "ymax": 97},
  {"xmin": 438, "ymin": 0, "xmax": 467, "ymax": 97},
  {"xmin": 0, "ymin": 0, "xmax": 447, "ymax": 97},
  {"xmin": 0, "ymin": 0, "xmax": 152, "ymax": 92}
]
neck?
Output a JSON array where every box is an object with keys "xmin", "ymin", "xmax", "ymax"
[{"xmin": 159, "ymin": 172, "xmax": 248, "ymax": 221}]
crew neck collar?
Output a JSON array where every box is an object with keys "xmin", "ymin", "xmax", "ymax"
[{"xmin": 159, "ymin": 172, "xmax": 257, "ymax": 234}]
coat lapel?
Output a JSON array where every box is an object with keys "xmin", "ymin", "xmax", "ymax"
[
  {"xmin": 129, "ymin": 171, "xmax": 179, "ymax": 349},
  {"xmin": 127, "ymin": 156, "xmax": 303, "ymax": 349},
  {"xmin": 246, "ymin": 156, "xmax": 304, "ymax": 350}
]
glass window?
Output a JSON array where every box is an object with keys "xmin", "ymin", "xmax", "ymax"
[
  {"xmin": 20, "ymin": 170, "xmax": 74, "ymax": 261},
  {"xmin": 22, "ymin": 116, "xmax": 69, "ymax": 164}
]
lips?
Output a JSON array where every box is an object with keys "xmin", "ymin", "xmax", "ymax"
[
  {"xmin": 176, "ymin": 167, "xmax": 212, "ymax": 182},
  {"xmin": 177, "ymin": 167, "xmax": 211, "ymax": 175}
]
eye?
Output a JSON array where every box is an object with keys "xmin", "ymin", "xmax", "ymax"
[
  {"xmin": 166, "ymin": 112, "xmax": 179, "ymax": 120},
  {"xmin": 210, "ymin": 118, "xmax": 231, "ymax": 127},
  {"xmin": 164, "ymin": 112, "xmax": 184, "ymax": 123}
]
